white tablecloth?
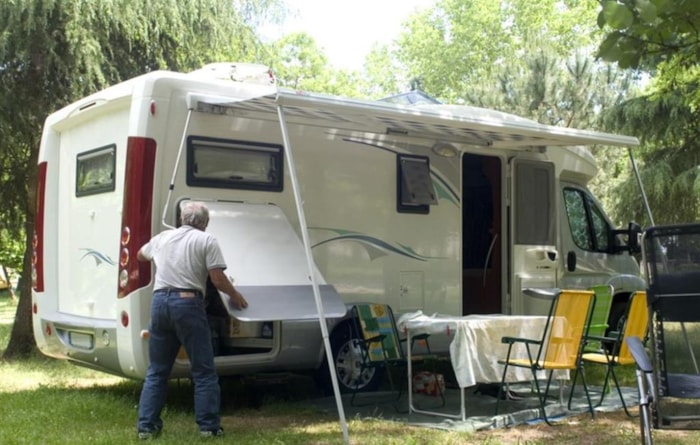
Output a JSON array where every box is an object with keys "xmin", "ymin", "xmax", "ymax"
[{"xmin": 398, "ymin": 312, "xmax": 561, "ymax": 388}]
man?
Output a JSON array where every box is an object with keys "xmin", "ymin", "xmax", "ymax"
[{"xmin": 136, "ymin": 201, "xmax": 248, "ymax": 439}]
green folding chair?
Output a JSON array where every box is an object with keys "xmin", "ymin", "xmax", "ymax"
[{"xmin": 583, "ymin": 284, "xmax": 614, "ymax": 353}]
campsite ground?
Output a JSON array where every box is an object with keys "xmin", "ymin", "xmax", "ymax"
[{"xmin": 2, "ymin": 295, "xmax": 699, "ymax": 444}]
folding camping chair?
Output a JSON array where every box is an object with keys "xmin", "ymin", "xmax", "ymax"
[
  {"xmin": 583, "ymin": 284, "xmax": 615, "ymax": 353},
  {"xmin": 641, "ymin": 224, "xmax": 700, "ymax": 431},
  {"xmin": 571, "ymin": 290, "xmax": 648, "ymax": 416},
  {"xmin": 495, "ymin": 289, "xmax": 596, "ymax": 425},
  {"xmin": 349, "ymin": 303, "xmax": 443, "ymax": 408},
  {"xmin": 627, "ymin": 335, "xmax": 655, "ymax": 445}
]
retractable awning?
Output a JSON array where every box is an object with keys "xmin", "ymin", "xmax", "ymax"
[{"xmin": 190, "ymin": 89, "xmax": 640, "ymax": 149}]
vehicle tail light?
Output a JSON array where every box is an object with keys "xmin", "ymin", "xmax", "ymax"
[
  {"xmin": 33, "ymin": 162, "xmax": 47, "ymax": 292},
  {"xmin": 118, "ymin": 137, "xmax": 156, "ymax": 298}
]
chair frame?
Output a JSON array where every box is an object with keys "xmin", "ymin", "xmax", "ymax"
[
  {"xmin": 349, "ymin": 303, "xmax": 444, "ymax": 409},
  {"xmin": 627, "ymin": 335, "xmax": 655, "ymax": 445},
  {"xmin": 570, "ymin": 290, "xmax": 649, "ymax": 417},
  {"xmin": 643, "ymin": 223, "xmax": 700, "ymax": 429},
  {"xmin": 583, "ymin": 284, "xmax": 615, "ymax": 353},
  {"xmin": 495, "ymin": 289, "xmax": 596, "ymax": 425}
]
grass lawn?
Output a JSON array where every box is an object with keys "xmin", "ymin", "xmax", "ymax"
[{"xmin": 1, "ymin": 296, "xmax": 699, "ymax": 444}]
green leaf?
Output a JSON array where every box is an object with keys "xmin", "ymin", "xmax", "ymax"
[
  {"xmin": 602, "ymin": 2, "xmax": 635, "ymax": 29},
  {"xmin": 597, "ymin": 10, "xmax": 607, "ymax": 29},
  {"xmin": 635, "ymin": 0, "xmax": 657, "ymax": 23},
  {"xmin": 597, "ymin": 32, "xmax": 623, "ymax": 61},
  {"xmin": 651, "ymin": 0, "xmax": 674, "ymax": 15}
]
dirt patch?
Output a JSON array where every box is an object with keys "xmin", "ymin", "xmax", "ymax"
[{"xmin": 468, "ymin": 410, "xmax": 692, "ymax": 444}]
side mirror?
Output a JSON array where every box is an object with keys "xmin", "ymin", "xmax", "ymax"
[
  {"xmin": 627, "ymin": 221, "xmax": 642, "ymax": 254},
  {"xmin": 611, "ymin": 221, "xmax": 642, "ymax": 254}
]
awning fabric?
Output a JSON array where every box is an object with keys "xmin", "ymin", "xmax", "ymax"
[{"xmin": 191, "ymin": 89, "xmax": 639, "ymax": 149}]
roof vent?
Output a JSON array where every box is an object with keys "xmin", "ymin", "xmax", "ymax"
[{"xmin": 189, "ymin": 63, "xmax": 275, "ymax": 85}]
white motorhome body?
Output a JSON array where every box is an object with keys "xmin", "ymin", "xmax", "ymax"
[{"xmin": 33, "ymin": 65, "xmax": 644, "ymax": 390}]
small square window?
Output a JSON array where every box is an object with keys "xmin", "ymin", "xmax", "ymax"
[
  {"xmin": 76, "ymin": 145, "xmax": 116, "ymax": 197},
  {"xmin": 397, "ymin": 155, "xmax": 437, "ymax": 214}
]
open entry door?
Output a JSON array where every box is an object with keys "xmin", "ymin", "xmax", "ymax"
[
  {"xmin": 510, "ymin": 159, "xmax": 558, "ymax": 315},
  {"xmin": 462, "ymin": 154, "xmax": 502, "ymax": 315}
]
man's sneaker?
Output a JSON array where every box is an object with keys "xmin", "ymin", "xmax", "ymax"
[
  {"xmin": 200, "ymin": 427, "xmax": 224, "ymax": 438},
  {"xmin": 138, "ymin": 428, "xmax": 161, "ymax": 440}
]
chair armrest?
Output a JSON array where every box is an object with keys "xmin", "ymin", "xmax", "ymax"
[
  {"xmin": 401, "ymin": 333, "xmax": 430, "ymax": 343},
  {"xmin": 501, "ymin": 336, "xmax": 541, "ymax": 345},
  {"xmin": 585, "ymin": 334, "xmax": 616, "ymax": 343},
  {"xmin": 365, "ymin": 334, "xmax": 386, "ymax": 345},
  {"xmin": 626, "ymin": 336, "xmax": 653, "ymax": 372}
]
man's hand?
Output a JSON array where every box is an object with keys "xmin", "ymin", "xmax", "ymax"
[
  {"xmin": 209, "ymin": 268, "xmax": 248, "ymax": 309},
  {"xmin": 229, "ymin": 289, "xmax": 248, "ymax": 310}
]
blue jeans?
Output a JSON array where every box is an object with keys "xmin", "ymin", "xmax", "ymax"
[{"xmin": 137, "ymin": 290, "xmax": 220, "ymax": 433}]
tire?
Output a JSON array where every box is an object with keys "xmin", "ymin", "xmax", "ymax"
[
  {"xmin": 318, "ymin": 320, "xmax": 385, "ymax": 395},
  {"xmin": 607, "ymin": 300, "xmax": 627, "ymax": 335},
  {"xmin": 603, "ymin": 300, "xmax": 627, "ymax": 352}
]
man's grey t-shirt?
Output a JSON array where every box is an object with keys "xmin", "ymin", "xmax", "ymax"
[{"xmin": 140, "ymin": 225, "xmax": 227, "ymax": 294}]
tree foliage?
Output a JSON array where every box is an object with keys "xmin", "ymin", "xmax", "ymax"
[
  {"xmin": 265, "ymin": 31, "xmax": 364, "ymax": 97},
  {"xmin": 392, "ymin": 0, "xmax": 605, "ymax": 103},
  {"xmin": 596, "ymin": 0, "xmax": 700, "ymax": 225},
  {"xmin": 596, "ymin": 0, "xmax": 700, "ymax": 70},
  {"xmin": 0, "ymin": 0, "xmax": 279, "ymax": 358}
]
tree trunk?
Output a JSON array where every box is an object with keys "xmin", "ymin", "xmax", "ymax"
[
  {"xmin": 3, "ymin": 149, "xmax": 38, "ymax": 359},
  {"xmin": 3, "ymin": 242, "xmax": 35, "ymax": 359}
]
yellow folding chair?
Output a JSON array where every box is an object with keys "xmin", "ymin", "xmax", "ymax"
[
  {"xmin": 495, "ymin": 289, "xmax": 596, "ymax": 425},
  {"xmin": 571, "ymin": 291, "xmax": 649, "ymax": 417}
]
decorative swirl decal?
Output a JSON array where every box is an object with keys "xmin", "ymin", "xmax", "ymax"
[
  {"xmin": 79, "ymin": 248, "xmax": 116, "ymax": 266},
  {"xmin": 310, "ymin": 229, "xmax": 446, "ymax": 262}
]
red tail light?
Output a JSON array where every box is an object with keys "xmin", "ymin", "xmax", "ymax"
[
  {"xmin": 33, "ymin": 162, "xmax": 47, "ymax": 292},
  {"xmin": 118, "ymin": 137, "xmax": 156, "ymax": 298}
]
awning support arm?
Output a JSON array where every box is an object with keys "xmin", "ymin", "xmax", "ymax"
[
  {"xmin": 628, "ymin": 147, "xmax": 655, "ymax": 226},
  {"xmin": 161, "ymin": 108, "xmax": 194, "ymax": 229},
  {"xmin": 276, "ymin": 103, "xmax": 350, "ymax": 445}
]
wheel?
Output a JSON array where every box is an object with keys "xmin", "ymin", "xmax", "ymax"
[{"xmin": 318, "ymin": 321, "xmax": 385, "ymax": 394}]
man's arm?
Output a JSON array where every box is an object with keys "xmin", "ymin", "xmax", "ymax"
[{"xmin": 209, "ymin": 268, "xmax": 248, "ymax": 309}]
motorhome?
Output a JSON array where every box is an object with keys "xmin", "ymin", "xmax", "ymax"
[{"xmin": 32, "ymin": 63, "xmax": 645, "ymax": 392}]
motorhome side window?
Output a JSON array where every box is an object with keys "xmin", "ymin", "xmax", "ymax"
[
  {"xmin": 75, "ymin": 145, "xmax": 116, "ymax": 197},
  {"xmin": 187, "ymin": 136, "xmax": 283, "ymax": 192},
  {"xmin": 514, "ymin": 161, "xmax": 555, "ymax": 245},
  {"xmin": 396, "ymin": 154, "xmax": 437, "ymax": 214},
  {"xmin": 563, "ymin": 188, "xmax": 611, "ymax": 252}
]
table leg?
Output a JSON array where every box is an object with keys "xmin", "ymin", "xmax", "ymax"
[{"xmin": 406, "ymin": 327, "xmax": 465, "ymax": 420}]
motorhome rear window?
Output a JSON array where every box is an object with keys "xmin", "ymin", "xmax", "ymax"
[
  {"xmin": 187, "ymin": 137, "xmax": 283, "ymax": 192},
  {"xmin": 76, "ymin": 145, "xmax": 116, "ymax": 197},
  {"xmin": 397, "ymin": 155, "xmax": 437, "ymax": 214}
]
